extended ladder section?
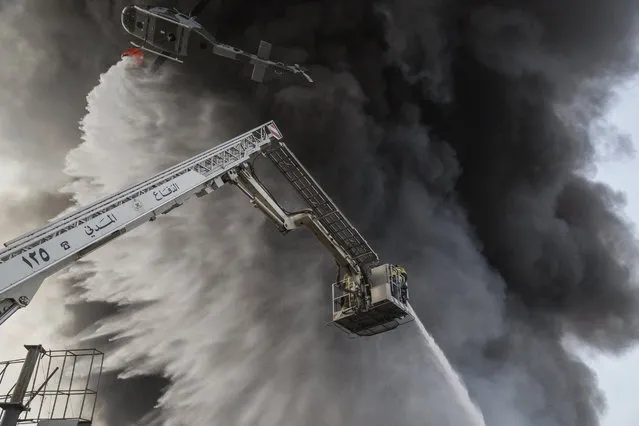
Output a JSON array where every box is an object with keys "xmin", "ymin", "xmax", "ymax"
[
  {"xmin": 0, "ymin": 120, "xmax": 412, "ymax": 337},
  {"xmin": 262, "ymin": 144, "xmax": 379, "ymax": 268},
  {"xmin": 0, "ymin": 122, "xmax": 280, "ymax": 326}
]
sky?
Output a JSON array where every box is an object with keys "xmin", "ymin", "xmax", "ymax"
[{"xmin": 589, "ymin": 75, "xmax": 639, "ymax": 426}]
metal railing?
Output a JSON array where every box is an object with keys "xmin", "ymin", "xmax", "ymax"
[{"xmin": 0, "ymin": 346, "xmax": 103, "ymax": 424}]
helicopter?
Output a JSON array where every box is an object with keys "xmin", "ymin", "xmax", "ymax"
[{"xmin": 120, "ymin": 0, "xmax": 314, "ymax": 83}]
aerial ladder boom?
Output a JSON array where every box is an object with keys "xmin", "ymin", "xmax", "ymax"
[
  {"xmin": 0, "ymin": 122, "xmax": 279, "ymax": 326},
  {"xmin": 0, "ymin": 121, "xmax": 413, "ymax": 336}
]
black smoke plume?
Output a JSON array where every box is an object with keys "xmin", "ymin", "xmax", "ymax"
[{"xmin": 1, "ymin": 0, "xmax": 639, "ymax": 425}]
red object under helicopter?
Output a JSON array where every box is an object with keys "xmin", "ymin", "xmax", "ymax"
[{"xmin": 121, "ymin": 47, "xmax": 145, "ymax": 66}]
